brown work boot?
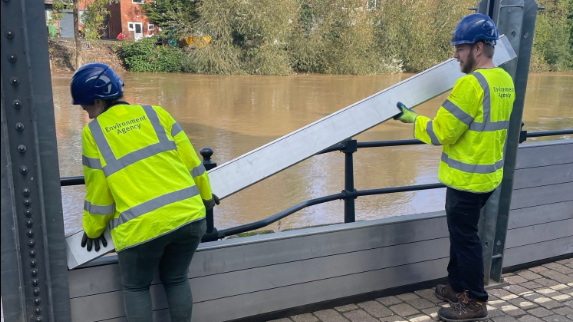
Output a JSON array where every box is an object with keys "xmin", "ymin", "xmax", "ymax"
[
  {"xmin": 438, "ymin": 292, "xmax": 488, "ymax": 321},
  {"xmin": 435, "ymin": 283, "xmax": 462, "ymax": 303}
]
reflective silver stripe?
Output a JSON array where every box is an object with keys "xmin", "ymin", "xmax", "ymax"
[
  {"xmin": 89, "ymin": 105, "xmax": 178, "ymax": 177},
  {"xmin": 441, "ymin": 152, "xmax": 504, "ymax": 174},
  {"xmin": 82, "ymin": 155, "xmax": 102, "ymax": 169},
  {"xmin": 171, "ymin": 122, "xmax": 183, "ymax": 137},
  {"xmin": 142, "ymin": 105, "xmax": 170, "ymax": 143},
  {"xmin": 426, "ymin": 121, "xmax": 442, "ymax": 146},
  {"xmin": 84, "ymin": 200, "xmax": 115, "ymax": 215},
  {"xmin": 108, "ymin": 185, "xmax": 200, "ymax": 229},
  {"xmin": 470, "ymin": 72, "xmax": 509, "ymax": 132},
  {"xmin": 191, "ymin": 163, "xmax": 206, "ymax": 178},
  {"xmin": 472, "ymin": 72, "xmax": 491, "ymax": 129},
  {"xmin": 89, "ymin": 120, "xmax": 116, "ymax": 167},
  {"xmin": 102, "ymin": 141, "xmax": 177, "ymax": 176},
  {"xmin": 469, "ymin": 120, "xmax": 510, "ymax": 131},
  {"xmin": 442, "ymin": 99, "xmax": 473, "ymax": 126}
]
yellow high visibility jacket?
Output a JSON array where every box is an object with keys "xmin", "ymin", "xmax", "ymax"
[
  {"xmin": 414, "ymin": 68, "xmax": 515, "ymax": 193},
  {"xmin": 81, "ymin": 104, "xmax": 213, "ymax": 251}
]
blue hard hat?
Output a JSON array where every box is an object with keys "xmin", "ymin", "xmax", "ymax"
[
  {"xmin": 70, "ymin": 63, "xmax": 124, "ymax": 105},
  {"xmin": 451, "ymin": 13, "xmax": 499, "ymax": 46}
]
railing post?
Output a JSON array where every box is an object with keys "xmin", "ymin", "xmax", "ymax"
[
  {"xmin": 343, "ymin": 139, "xmax": 358, "ymax": 223},
  {"xmin": 519, "ymin": 122, "xmax": 527, "ymax": 144},
  {"xmin": 200, "ymin": 147, "xmax": 219, "ymax": 242}
]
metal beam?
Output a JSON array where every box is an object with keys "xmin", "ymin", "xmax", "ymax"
[
  {"xmin": 207, "ymin": 36, "xmax": 516, "ymax": 200},
  {"xmin": 1, "ymin": 0, "xmax": 71, "ymax": 320},
  {"xmin": 477, "ymin": 0, "xmax": 527, "ymax": 285},
  {"xmin": 489, "ymin": 0, "xmax": 539, "ymax": 283},
  {"xmin": 65, "ymin": 36, "xmax": 517, "ymax": 269}
]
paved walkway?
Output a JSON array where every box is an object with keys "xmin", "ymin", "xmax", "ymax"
[{"xmin": 269, "ymin": 257, "xmax": 573, "ymax": 322}]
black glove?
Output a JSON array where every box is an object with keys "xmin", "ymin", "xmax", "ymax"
[
  {"xmin": 81, "ymin": 231, "xmax": 108, "ymax": 252},
  {"xmin": 203, "ymin": 193, "xmax": 220, "ymax": 210}
]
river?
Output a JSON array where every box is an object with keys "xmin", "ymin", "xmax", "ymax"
[{"xmin": 51, "ymin": 72, "xmax": 573, "ymax": 236}]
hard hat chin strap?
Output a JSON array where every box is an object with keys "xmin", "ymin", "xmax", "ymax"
[{"xmin": 483, "ymin": 39, "xmax": 496, "ymax": 46}]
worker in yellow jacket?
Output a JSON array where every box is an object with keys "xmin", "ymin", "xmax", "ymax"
[
  {"xmin": 71, "ymin": 62, "xmax": 219, "ymax": 322},
  {"xmin": 393, "ymin": 14, "xmax": 515, "ymax": 321}
]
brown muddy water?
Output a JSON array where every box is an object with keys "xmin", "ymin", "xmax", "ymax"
[{"xmin": 51, "ymin": 72, "xmax": 573, "ymax": 235}]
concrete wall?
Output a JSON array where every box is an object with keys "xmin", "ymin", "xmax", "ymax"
[{"xmin": 67, "ymin": 139, "xmax": 573, "ymax": 322}]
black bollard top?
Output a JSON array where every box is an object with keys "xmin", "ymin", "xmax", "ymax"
[{"xmin": 200, "ymin": 147, "xmax": 214, "ymax": 161}]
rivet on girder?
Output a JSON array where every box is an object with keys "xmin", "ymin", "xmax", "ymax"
[
  {"xmin": 13, "ymin": 100, "xmax": 22, "ymax": 109},
  {"xmin": 25, "ymin": 208, "xmax": 33, "ymax": 217},
  {"xmin": 23, "ymin": 198, "xmax": 32, "ymax": 207},
  {"xmin": 5, "ymin": 30, "xmax": 15, "ymax": 39},
  {"xmin": 30, "ymin": 259, "xmax": 38, "ymax": 267},
  {"xmin": 20, "ymin": 165, "xmax": 29, "ymax": 174},
  {"xmin": 31, "ymin": 278, "xmax": 39, "ymax": 286},
  {"xmin": 18, "ymin": 144, "xmax": 27, "ymax": 153},
  {"xmin": 22, "ymin": 187, "xmax": 31, "ymax": 196},
  {"xmin": 30, "ymin": 268, "xmax": 39, "ymax": 276},
  {"xmin": 35, "ymin": 307, "xmax": 42, "ymax": 314},
  {"xmin": 26, "ymin": 229, "xmax": 34, "ymax": 237},
  {"xmin": 28, "ymin": 239, "xmax": 36, "ymax": 247},
  {"xmin": 26, "ymin": 219, "xmax": 34, "ymax": 227},
  {"xmin": 33, "ymin": 287, "xmax": 41, "ymax": 295},
  {"xmin": 15, "ymin": 122, "xmax": 25, "ymax": 131},
  {"xmin": 30, "ymin": 250, "xmax": 37, "ymax": 257},
  {"xmin": 8, "ymin": 54, "xmax": 17, "ymax": 63},
  {"xmin": 10, "ymin": 77, "xmax": 19, "ymax": 86},
  {"xmin": 36, "ymin": 316, "xmax": 43, "ymax": 322},
  {"xmin": 34, "ymin": 297, "xmax": 41, "ymax": 305}
]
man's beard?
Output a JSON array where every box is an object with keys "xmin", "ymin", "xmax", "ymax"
[{"xmin": 462, "ymin": 52, "xmax": 476, "ymax": 74}]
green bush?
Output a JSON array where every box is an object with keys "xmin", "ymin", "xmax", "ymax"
[{"xmin": 118, "ymin": 37, "xmax": 196, "ymax": 73}]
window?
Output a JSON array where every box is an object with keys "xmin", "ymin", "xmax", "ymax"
[
  {"xmin": 148, "ymin": 24, "xmax": 155, "ymax": 31},
  {"xmin": 132, "ymin": 0, "xmax": 145, "ymax": 4},
  {"xmin": 128, "ymin": 23, "xmax": 134, "ymax": 31}
]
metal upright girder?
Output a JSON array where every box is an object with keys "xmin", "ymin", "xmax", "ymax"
[
  {"xmin": 1, "ymin": 0, "xmax": 71, "ymax": 320},
  {"xmin": 65, "ymin": 36, "xmax": 517, "ymax": 269},
  {"xmin": 477, "ymin": 0, "xmax": 525, "ymax": 285},
  {"xmin": 490, "ymin": 0, "xmax": 538, "ymax": 283},
  {"xmin": 476, "ymin": 0, "xmax": 538, "ymax": 284}
]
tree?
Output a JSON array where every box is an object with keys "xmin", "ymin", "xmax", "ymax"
[
  {"xmin": 73, "ymin": 1, "xmax": 81, "ymax": 69},
  {"xmin": 142, "ymin": 0, "xmax": 201, "ymax": 39},
  {"xmin": 82, "ymin": 0, "xmax": 119, "ymax": 40}
]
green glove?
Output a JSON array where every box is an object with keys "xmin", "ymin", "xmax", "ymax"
[
  {"xmin": 393, "ymin": 102, "xmax": 418, "ymax": 123},
  {"xmin": 81, "ymin": 231, "xmax": 108, "ymax": 252},
  {"xmin": 203, "ymin": 193, "xmax": 220, "ymax": 210}
]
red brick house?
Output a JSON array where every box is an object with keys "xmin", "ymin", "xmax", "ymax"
[
  {"xmin": 107, "ymin": 0, "xmax": 158, "ymax": 40},
  {"xmin": 45, "ymin": 0, "xmax": 157, "ymax": 40}
]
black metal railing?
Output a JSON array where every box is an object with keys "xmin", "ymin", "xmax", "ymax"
[{"xmin": 60, "ymin": 129, "xmax": 573, "ymax": 242}]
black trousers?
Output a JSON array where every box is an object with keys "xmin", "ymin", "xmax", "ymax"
[{"xmin": 445, "ymin": 187, "xmax": 493, "ymax": 302}]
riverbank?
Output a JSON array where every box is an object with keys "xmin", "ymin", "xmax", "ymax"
[
  {"xmin": 48, "ymin": 38, "xmax": 125, "ymax": 72},
  {"xmin": 47, "ymin": 0, "xmax": 572, "ymax": 74},
  {"xmin": 48, "ymin": 36, "xmax": 571, "ymax": 75}
]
